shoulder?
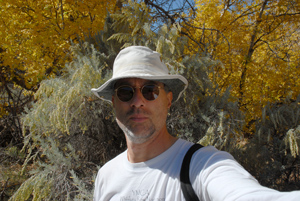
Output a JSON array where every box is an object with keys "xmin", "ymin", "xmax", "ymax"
[
  {"xmin": 97, "ymin": 150, "xmax": 127, "ymax": 176},
  {"xmin": 94, "ymin": 150, "xmax": 127, "ymax": 192},
  {"xmin": 190, "ymin": 145, "xmax": 237, "ymax": 174},
  {"xmin": 170, "ymin": 139, "xmax": 234, "ymax": 168},
  {"xmin": 188, "ymin": 145, "xmax": 243, "ymax": 183},
  {"xmin": 194, "ymin": 146, "xmax": 234, "ymax": 163}
]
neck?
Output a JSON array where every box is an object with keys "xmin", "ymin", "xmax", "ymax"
[{"xmin": 126, "ymin": 128, "xmax": 177, "ymax": 163}]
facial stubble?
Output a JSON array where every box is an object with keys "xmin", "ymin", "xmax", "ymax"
[{"xmin": 116, "ymin": 109, "xmax": 157, "ymax": 144}]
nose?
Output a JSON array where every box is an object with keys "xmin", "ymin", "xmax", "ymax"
[{"xmin": 130, "ymin": 87, "xmax": 145, "ymax": 108}]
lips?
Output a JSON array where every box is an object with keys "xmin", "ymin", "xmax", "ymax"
[{"xmin": 129, "ymin": 115, "xmax": 148, "ymax": 122}]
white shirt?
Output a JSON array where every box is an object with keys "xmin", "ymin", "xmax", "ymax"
[{"xmin": 94, "ymin": 139, "xmax": 300, "ymax": 201}]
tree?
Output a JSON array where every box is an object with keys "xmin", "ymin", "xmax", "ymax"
[
  {"xmin": 10, "ymin": 16, "xmax": 125, "ymax": 200},
  {"xmin": 182, "ymin": 0, "xmax": 300, "ymax": 189},
  {"xmin": 142, "ymin": 0, "xmax": 196, "ymax": 27},
  {"xmin": 6, "ymin": 1, "xmax": 300, "ymax": 199},
  {"xmin": 0, "ymin": 0, "xmax": 120, "ymax": 199},
  {"xmin": 0, "ymin": 0, "xmax": 119, "ymax": 89},
  {"xmin": 0, "ymin": 0, "xmax": 119, "ymax": 145},
  {"xmin": 187, "ymin": 0, "xmax": 300, "ymax": 133},
  {"xmin": 12, "ymin": 1, "xmax": 244, "ymax": 199}
]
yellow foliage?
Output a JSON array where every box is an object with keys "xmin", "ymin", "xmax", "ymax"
[
  {"xmin": 0, "ymin": 0, "xmax": 118, "ymax": 90},
  {"xmin": 187, "ymin": 0, "xmax": 300, "ymax": 132}
]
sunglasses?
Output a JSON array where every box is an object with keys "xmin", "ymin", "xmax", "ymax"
[{"xmin": 114, "ymin": 84, "xmax": 161, "ymax": 102}]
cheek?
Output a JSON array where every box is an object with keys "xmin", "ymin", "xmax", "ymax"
[
  {"xmin": 114, "ymin": 104, "xmax": 125, "ymax": 119},
  {"xmin": 112, "ymin": 100, "xmax": 124, "ymax": 119},
  {"xmin": 153, "ymin": 102, "xmax": 169, "ymax": 120}
]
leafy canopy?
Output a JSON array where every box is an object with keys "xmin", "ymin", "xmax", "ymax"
[
  {"xmin": 0, "ymin": 0, "xmax": 118, "ymax": 90},
  {"xmin": 187, "ymin": 0, "xmax": 300, "ymax": 130}
]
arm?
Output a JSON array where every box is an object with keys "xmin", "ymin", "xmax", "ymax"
[{"xmin": 190, "ymin": 147, "xmax": 300, "ymax": 201}]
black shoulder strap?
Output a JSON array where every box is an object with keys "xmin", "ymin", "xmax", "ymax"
[{"xmin": 180, "ymin": 143, "xmax": 203, "ymax": 201}]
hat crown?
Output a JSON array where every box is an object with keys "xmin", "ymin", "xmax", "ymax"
[{"xmin": 113, "ymin": 46, "xmax": 169, "ymax": 78}]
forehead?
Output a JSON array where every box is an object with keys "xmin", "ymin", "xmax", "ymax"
[{"xmin": 114, "ymin": 78, "xmax": 161, "ymax": 87}]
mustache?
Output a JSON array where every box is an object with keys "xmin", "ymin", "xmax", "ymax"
[{"xmin": 126, "ymin": 108, "xmax": 150, "ymax": 116}]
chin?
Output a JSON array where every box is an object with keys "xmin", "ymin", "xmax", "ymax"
[{"xmin": 125, "ymin": 130, "xmax": 156, "ymax": 144}]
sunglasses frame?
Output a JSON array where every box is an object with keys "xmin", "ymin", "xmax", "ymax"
[{"xmin": 114, "ymin": 84, "xmax": 161, "ymax": 102}]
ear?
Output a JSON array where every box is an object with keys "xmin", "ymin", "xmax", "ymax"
[{"xmin": 167, "ymin": 91, "xmax": 173, "ymax": 109}]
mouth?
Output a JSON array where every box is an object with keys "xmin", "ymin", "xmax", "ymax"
[{"xmin": 129, "ymin": 115, "xmax": 148, "ymax": 122}]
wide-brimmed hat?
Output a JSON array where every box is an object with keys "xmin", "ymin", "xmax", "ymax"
[{"xmin": 91, "ymin": 46, "xmax": 188, "ymax": 103}]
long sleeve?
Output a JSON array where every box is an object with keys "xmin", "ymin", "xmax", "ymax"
[{"xmin": 190, "ymin": 146, "xmax": 300, "ymax": 201}]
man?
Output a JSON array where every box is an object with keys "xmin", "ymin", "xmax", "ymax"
[{"xmin": 92, "ymin": 46, "xmax": 299, "ymax": 200}]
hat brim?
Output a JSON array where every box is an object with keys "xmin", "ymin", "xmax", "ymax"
[{"xmin": 91, "ymin": 75, "xmax": 188, "ymax": 103}]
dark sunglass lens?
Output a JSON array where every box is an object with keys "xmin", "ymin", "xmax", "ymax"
[
  {"xmin": 117, "ymin": 86, "xmax": 134, "ymax": 102},
  {"xmin": 142, "ymin": 85, "xmax": 159, "ymax": 100}
]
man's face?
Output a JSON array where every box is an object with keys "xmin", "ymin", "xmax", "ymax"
[{"xmin": 112, "ymin": 78, "xmax": 173, "ymax": 144}]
